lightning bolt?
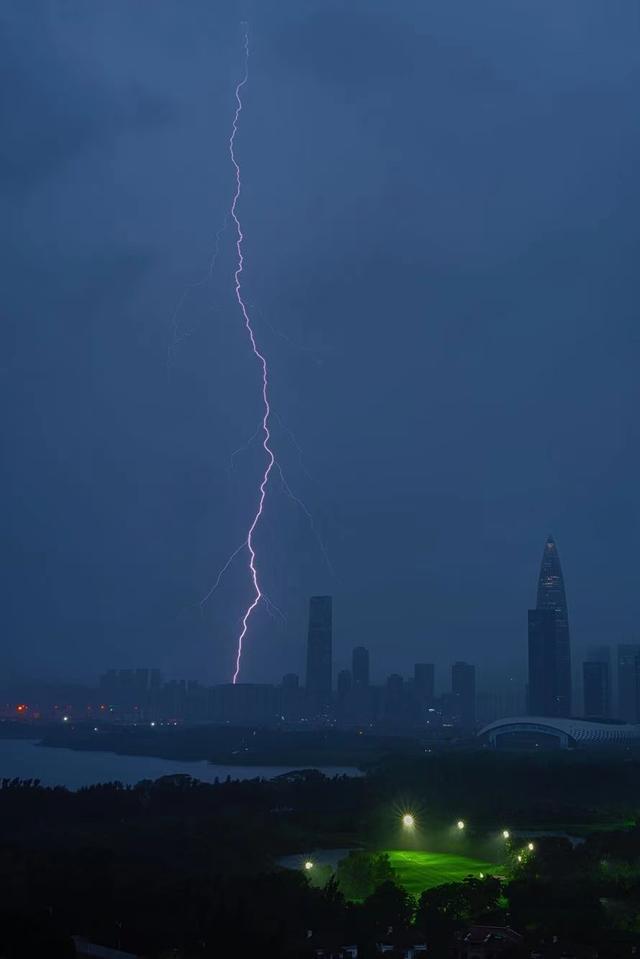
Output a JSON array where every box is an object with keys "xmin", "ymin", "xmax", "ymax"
[
  {"xmin": 227, "ymin": 26, "xmax": 275, "ymax": 684},
  {"xmin": 198, "ymin": 25, "xmax": 330, "ymax": 681}
]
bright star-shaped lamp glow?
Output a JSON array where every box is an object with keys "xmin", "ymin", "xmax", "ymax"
[
  {"xmin": 502, "ymin": 830, "xmax": 510, "ymax": 839},
  {"xmin": 402, "ymin": 813, "xmax": 415, "ymax": 829},
  {"xmin": 304, "ymin": 860, "xmax": 314, "ymax": 871}
]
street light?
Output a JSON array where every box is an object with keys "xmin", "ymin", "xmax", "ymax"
[
  {"xmin": 456, "ymin": 820, "xmax": 465, "ymax": 831},
  {"xmin": 304, "ymin": 860, "xmax": 314, "ymax": 871},
  {"xmin": 402, "ymin": 813, "xmax": 415, "ymax": 829},
  {"xmin": 528, "ymin": 842, "xmax": 535, "ymax": 852},
  {"xmin": 502, "ymin": 830, "xmax": 510, "ymax": 840}
]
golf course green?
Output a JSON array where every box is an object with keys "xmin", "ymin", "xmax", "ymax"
[{"xmin": 386, "ymin": 850, "xmax": 500, "ymax": 895}]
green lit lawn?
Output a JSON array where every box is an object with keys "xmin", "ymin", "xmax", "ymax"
[{"xmin": 386, "ymin": 850, "xmax": 500, "ymax": 896}]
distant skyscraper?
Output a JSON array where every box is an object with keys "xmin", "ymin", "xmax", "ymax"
[
  {"xmin": 528, "ymin": 608, "xmax": 559, "ymax": 716},
  {"xmin": 583, "ymin": 662, "xmax": 610, "ymax": 718},
  {"xmin": 451, "ymin": 661, "xmax": 476, "ymax": 732},
  {"xmin": 529, "ymin": 535, "xmax": 572, "ymax": 716},
  {"xmin": 617, "ymin": 644, "xmax": 640, "ymax": 722},
  {"xmin": 586, "ymin": 646, "xmax": 611, "ymax": 717},
  {"xmin": 414, "ymin": 663, "xmax": 435, "ymax": 706},
  {"xmin": 352, "ymin": 646, "xmax": 370, "ymax": 688},
  {"xmin": 305, "ymin": 596, "xmax": 333, "ymax": 707}
]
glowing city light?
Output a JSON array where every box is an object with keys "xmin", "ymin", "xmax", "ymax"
[
  {"xmin": 517, "ymin": 854, "xmax": 523, "ymax": 863},
  {"xmin": 457, "ymin": 820, "xmax": 465, "ymax": 830},
  {"xmin": 304, "ymin": 860, "xmax": 314, "ymax": 871},
  {"xmin": 502, "ymin": 830, "xmax": 510, "ymax": 839},
  {"xmin": 402, "ymin": 814, "xmax": 415, "ymax": 829},
  {"xmin": 528, "ymin": 842, "xmax": 535, "ymax": 851}
]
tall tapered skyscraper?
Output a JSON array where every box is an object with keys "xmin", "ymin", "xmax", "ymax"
[
  {"xmin": 306, "ymin": 596, "xmax": 332, "ymax": 708},
  {"xmin": 528, "ymin": 535, "xmax": 572, "ymax": 716}
]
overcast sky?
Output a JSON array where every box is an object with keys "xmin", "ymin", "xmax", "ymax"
[{"xmin": 2, "ymin": 1, "xmax": 639, "ymax": 689}]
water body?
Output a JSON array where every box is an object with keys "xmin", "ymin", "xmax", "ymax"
[{"xmin": 0, "ymin": 738, "xmax": 361, "ymax": 790}]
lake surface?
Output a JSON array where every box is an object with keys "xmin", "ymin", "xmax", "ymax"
[{"xmin": 0, "ymin": 738, "xmax": 361, "ymax": 790}]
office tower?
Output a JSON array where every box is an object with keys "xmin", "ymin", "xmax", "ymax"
[
  {"xmin": 529, "ymin": 535, "xmax": 572, "ymax": 716},
  {"xmin": 618, "ymin": 644, "xmax": 640, "ymax": 721},
  {"xmin": 352, "ymin": 646, "xmax": 370, "ymax": 688},
  {"xmin": 583, "ymin": 662, "xmax": 610, "ymax": 718},
  {"xmin": 586, "ymin": 646, "xmax": 610, "ymax": 717},
  {"xmin": 451, "ymin": 661, "xmax": 476, "ymax": 732},
  {"xmin": 414, "ymin": 663, "xmax": 435, "ymax": 706},
  {"xmin": 305, "ymin": 596, "xmax": 333, "ymax": 707},
  {"xmin": 528, "ymin": 608, "xmax": 558, "ymax": 715},
  {"xmin": 134, "ymin": 669, "xmax": 150, "ymax": 703}
]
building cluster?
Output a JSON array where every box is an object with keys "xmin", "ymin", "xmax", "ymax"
[
  {"xmin": 79, "ymin": 537, "xmax": 640, "ymax": 732},
  {"xmin": 89, "ymin": 598, "xmax": 476, "ymax": 732},
  {"xmin": 527, "ymin": 535, "xmax": 640, "ymax": 724},
  {"xmin": 5, "ymin": 535, "xmax": 638, "ymax": 734}
]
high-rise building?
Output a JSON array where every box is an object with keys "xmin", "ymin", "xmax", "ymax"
[
  {"xmin": 451, "ymin": 662, "xmax": 476, "ymax": 732},
  {"xmin": 586, "ymin": 646, "xmax": 610, "ymax": 717},
  {"xmin": 583, "ymin": 662, "xmax": 610, "ymax": 718},
  {"xmin": 617, "ymin": 644, "xmax": 640, "ymax": 722},
  {"xmin": 528, "ymin": 535, "xmax": 572, "ymax": 716},
  {"xmin": 305, "ymin": 596, "xmax": 333, "ymax": 707},
  {"xmin": 528, "ymin": 608, "xmax": 558, "ymax": 715},
  {"xmin": 414, "ymin": 663, "xmax": 435, "ymax": 706},
  {"xmin": 352, "ymin": 646, "xmax": 370, "ymax": 688}
]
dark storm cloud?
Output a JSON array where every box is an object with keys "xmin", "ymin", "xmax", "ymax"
[{"xmin": 0, "ymin": 6, "xmax": 172, "ymax": 194}]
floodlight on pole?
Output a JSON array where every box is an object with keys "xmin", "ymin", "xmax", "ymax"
[
  {"xmin": 402, "ymin": 813, "xmax": 415, "ymax": 829},
  {"xmin": 456, "ymin": 820, "xmax": 465, "ymax": 831}
]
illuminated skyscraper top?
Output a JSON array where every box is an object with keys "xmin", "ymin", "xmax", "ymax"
[{"xmin": 536, "ymin": 535, "xmax": 569, "ymax": 621}]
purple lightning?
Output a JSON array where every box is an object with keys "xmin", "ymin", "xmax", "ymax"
[{"xmin": 228, "ymin": 27, "xmax": 275, "ymax": 684}]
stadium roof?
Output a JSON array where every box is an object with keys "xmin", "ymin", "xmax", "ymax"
[{"xmin": 478, "ymin": 716, "xmax": 640, "ymax": 746}]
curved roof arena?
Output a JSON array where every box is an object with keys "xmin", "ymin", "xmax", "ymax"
[{"xmin": 478, "ymin": 716, "xmax": 640, "ymax": 745}]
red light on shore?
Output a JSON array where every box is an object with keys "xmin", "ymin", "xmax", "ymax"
[{"xmin": 16, "ymin": 704, "xmax": 28, "ymax": 714}]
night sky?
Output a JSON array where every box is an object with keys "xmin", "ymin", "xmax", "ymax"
[{"xmin": 2, "ymin": 1, "xmax": 639, "ymax": 689}]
